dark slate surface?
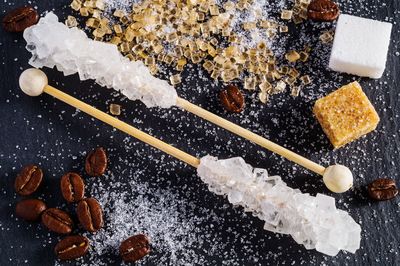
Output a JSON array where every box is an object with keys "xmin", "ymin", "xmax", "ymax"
[{"xmin": 1, "ymin": 0, "xmax": 400, "ymax": 265}]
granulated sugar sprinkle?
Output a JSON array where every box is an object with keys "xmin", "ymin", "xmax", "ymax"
[{"xmin": 82, "ymin": 172, "xmax": 226, "ymax": 265}]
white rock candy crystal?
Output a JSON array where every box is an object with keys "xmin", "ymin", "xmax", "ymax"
[
  {"xmin": 197, "ymin": 156, "xmax": 361, "ymax": 256},
  {"xmin": 23, "ymin": 13, "xmax": 177, "ymax": 108}
]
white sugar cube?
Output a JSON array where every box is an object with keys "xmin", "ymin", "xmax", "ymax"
[{"xmin": 329, "ymin": 14, "xmax": 392, "ymax": 79}]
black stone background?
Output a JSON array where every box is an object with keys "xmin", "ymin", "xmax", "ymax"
[{"xmin": 1, "ymin": 0, "xmax": 400, "ymax": 265}]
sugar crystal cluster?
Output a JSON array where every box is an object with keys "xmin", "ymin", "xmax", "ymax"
[
  {"xmin": 197, "ymin": 155, "xmax": 361, "ymax": 256},
  {"xmin": 23, "ymin": 13, "xmax": 178, "ymax": 108}
]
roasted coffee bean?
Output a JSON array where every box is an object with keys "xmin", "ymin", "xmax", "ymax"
[
  {"xmin": 76, "ymin": 198, "xmax": 103, "ymax": 232},
  {"xmin": 15, "ymin": 199, "xmax": 47, "ymax": 222},
  {"xmin": 15, "ymin": 165, "xmax": 43, "ymax": 196},
  {"xmin": 85, "ymin": 147, "xmax": 107, "ymax": 176},
  {"xmin": 61, "ymin": 172, "xmax": 85, "ymax": 203},
  {"xmin": 368, "ymin": 178, "xmax": 398, "ymax": 201},
  {"xmin": 308, "ymin": 0, "xmax": 340, "ymax": 22},
  {"xmin": 219, "ymin": 85, "xmax": 245, "ymax": 113},
  {"xmin": 41, "ymin": 208, "xmax": 73, "ymax": 234},
  {"xmin": 2, "ymin": 6, "xmax": 39, "ymax": 32},
  {"xmin": 55, "ymin": 235, "xmax": 90, "ymax": 260},
  {"xmin": 119, "ymin": 234, "xmax": 151, "ymax": 262}
]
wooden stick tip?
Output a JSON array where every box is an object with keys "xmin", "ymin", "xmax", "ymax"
[
  {"xmin": 19, "ymin": 68, "xmax": 48, "ymax": 97},
  {"xmin": 323, "ymin": 165, "xmax": 353, "ymax": 193}
]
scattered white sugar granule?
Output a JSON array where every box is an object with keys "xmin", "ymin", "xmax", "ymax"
[{"xmin": 79, "ymin": 172, "xmax": 227, "ymax": 265}]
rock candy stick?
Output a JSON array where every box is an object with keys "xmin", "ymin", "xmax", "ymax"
[
  {"xmin": 197, "ymin": 156, "xmax": 361, "ymax": 256},
  {"xmin": 23, "ymin": 12, "xmax": 177, "ymax": 108}
]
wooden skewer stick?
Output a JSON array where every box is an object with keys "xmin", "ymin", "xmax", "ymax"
[
  {"xmin": 18, "ymin": 69, "xmax": 354, "ymax": 193},
  {"xmin": 18, "ymin": 69, "xmax": 200, "ymax": 168},
  {"xmin": 44, "ymin": 85, "xmax": 201, "ymax": 168},
  {"xmin": 176, "ymin": 98, "xmax": 326, "ymax": 176}
]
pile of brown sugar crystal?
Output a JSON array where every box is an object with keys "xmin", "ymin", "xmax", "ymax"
[{"xmin": 69, "ymin": 0, "xmax": 313, "ymax": 103}]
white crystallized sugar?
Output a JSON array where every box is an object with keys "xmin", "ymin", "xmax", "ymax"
[
  {"xmin": 23, "ymin": 13, "xmax": 178, "ymax": 108},
  {"xmin": 197, "ymin": 155, "xmax": 361, "ymax": 256},
  {"xmin": 329, "ymin": 14, "xmax": 392, "ymax": 79}
]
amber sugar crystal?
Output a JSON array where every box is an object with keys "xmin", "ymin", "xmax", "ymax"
[{"xmin": 313, "ymin": 81, "xmax": 380, "ymax": 148}]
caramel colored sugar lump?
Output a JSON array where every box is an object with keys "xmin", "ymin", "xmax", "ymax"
[{"xmin": 313, "ymin": 81, "xmax": 380, "ymax": 148}]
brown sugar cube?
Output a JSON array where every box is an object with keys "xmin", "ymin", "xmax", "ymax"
[{"xmin": 313, "ymin": 81, "xmax": 380, "ymax": 148}]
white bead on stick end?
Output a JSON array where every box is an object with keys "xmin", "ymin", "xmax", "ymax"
[
  {"xmin": 323, "ymin": 165, "xmax": 353, "ymax": 193},
  {"xmin": 19, "ymin": 68, "xmax": 48, "ymax": 96}
]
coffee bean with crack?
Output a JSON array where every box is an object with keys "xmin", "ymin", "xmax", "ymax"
[
  {"xmin": 368, "ymin": 178, "xmax": 398, "ymax": 201},
  {"xmin": 76, "ymin": 198, "xmax": 104, "ymax": 232},
  {"xmin": 308, "ymin": 0, "xmax": 340, "ymax": 22},
  {"xmin": 85, "ymin": 147, "xmax": 107, "ymax": 176},
  {"xmin": 219, "ymin": 85, "xmax": 245, "ymax": 113},
  {"xmin": 55, "ymin": 235, "xmax": 90, "ymax": 260},
  {"xmin": 60, "ymin": 172, "xmax": 85, "ymax": 203},
  {"xmin": 120, "ymin": 234, "xmax": 151, "ymax": 262},
  {"xmin": 41, "ymin": 208, "xmax": 73, "ymax": 234},
  {"xmin": 15, "ymin": 165, "xmax": 43, "ymax": 196},
  {"xmin": 2, "ymin": 6, "xmax": 39, "ymax": 32}
]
